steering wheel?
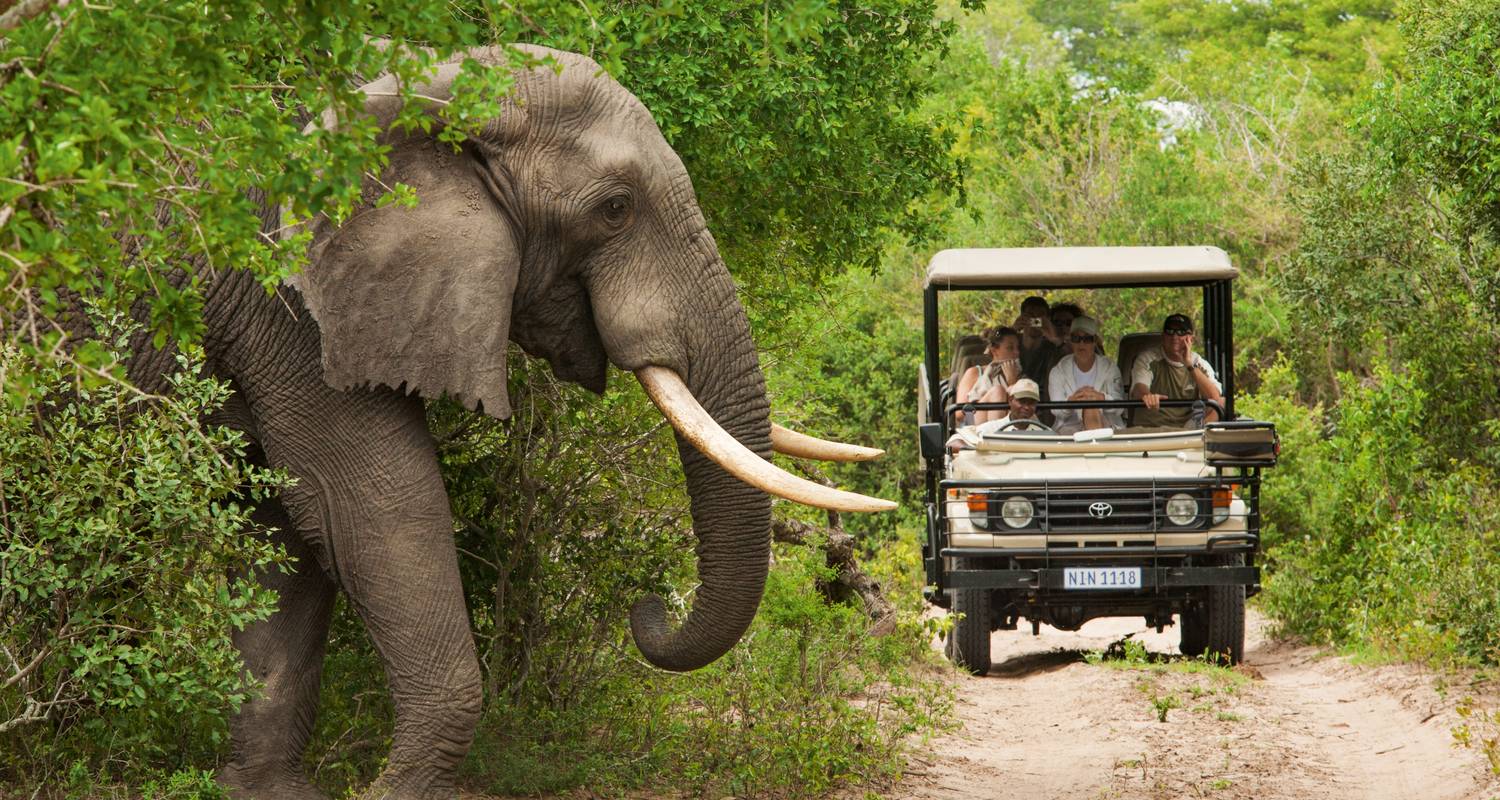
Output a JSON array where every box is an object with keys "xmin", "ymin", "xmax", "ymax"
[{"xmin": 997, "ymin": 418, "xmax": 1057, "ymax": 434}]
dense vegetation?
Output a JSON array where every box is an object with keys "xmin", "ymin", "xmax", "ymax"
[{"xmin": 2, "ymin": 0, "xmax": 1497, "ymax": 796}]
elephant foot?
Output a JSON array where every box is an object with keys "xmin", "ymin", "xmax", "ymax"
[
  {"xmin": 218, "ymin": 763, "xmax": 327, "ymax": 800},
  {"xmin": 354, "ymin": 766, "xmax": 459, "ymax": 800}
]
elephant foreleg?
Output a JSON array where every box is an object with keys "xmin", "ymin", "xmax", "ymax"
[
  {"xmin": 259, "ymin": 389, "xmax": 483, "ymax": 800},
  {"xmin": 220, "ymin": 499, "xmax": 338, "ymax": 800}
]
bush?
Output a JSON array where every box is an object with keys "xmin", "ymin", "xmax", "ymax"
[
  {"xmin": 1243, "ymin": 359, "xmax": 1500, "ymax": 665},
  {"xmin": 458, "ymin": 530, "xmax": 952, "ymax": 799},
  {"xmin": 0, "ymin": 333, "xmax": 287, "ymax": 789}
]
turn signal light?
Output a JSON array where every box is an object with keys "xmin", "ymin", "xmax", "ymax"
[
  {"xmin": 1211, "ymin": 484, "xmax": 1237, "ymax": 526},
  {"xmin": 966, "ymin": 493, "xmax": 988, "ymax": 513}
]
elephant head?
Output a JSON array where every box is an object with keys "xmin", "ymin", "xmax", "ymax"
[{"xmin": 288, "ymin": 45, "xmax": 890, "ymax": 672}]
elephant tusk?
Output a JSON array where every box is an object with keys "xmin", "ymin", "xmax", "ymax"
[
  {"xmin": 635, "ymin": 367, "xmax": 897, "ymax": 513},
  {"xmin": 770, "ymin": 423, "xmax": 885, "ymax": 462}
]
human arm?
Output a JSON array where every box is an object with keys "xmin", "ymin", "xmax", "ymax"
[
  {"xmin": 1100, "ymin": 359, "xmax": 1126, "ymax": 428},
  {"xmin": 1048, "ymin": 360, "xmax": 1078, "ymax": 430},
  {"xmin": 1188, "ymin": 354, "xmax": 1223, "ymax": 422},
  {"xmin": 1131, "ymin": 351, "xmax": 1163, "ymax": 409},
  {"xmin": 954, "ymin": 366, "xmax": 981, "ymax": 423}
]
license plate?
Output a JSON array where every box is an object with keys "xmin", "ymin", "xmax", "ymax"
[{"xmin": 1063, "ymin": 567, "xmax": 1142, "ymax": 590}]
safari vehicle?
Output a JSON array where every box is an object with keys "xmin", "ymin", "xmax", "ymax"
[{"xmin": 916, "ymin": 247, "xmax": 1278, "ymax": 674}]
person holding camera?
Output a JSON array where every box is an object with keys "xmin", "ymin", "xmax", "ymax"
[
  {"xmin": 1130, "ymin": 313, "xmax": 1223, "ymax": 428},
  {"xmin": 1011, "ymin": 296, "xmax": 1064, "ymax": 424},
  {"xmin": 955, "ymin": 325, "xmax": 1022, "ymax": 424}
]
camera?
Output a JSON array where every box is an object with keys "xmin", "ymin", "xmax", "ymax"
[{"xmin": 1027, "ymin": 317, "xmax": 1044, "ymax": 328}]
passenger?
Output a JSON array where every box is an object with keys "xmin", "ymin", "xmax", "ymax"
[
  {"xmin": 1130, "ymin": 313, "xmax": 1224, "ymax": 428},
  {"xmin": 976, "ymin": 378, "xmax": 1043, "ymax": 433},
  {"xmin": 1047, "ymin": 316, "xmax": 1124, "ymax": 435},
  {"xmin": 1013, "ymin": 296, "xmax": 1063, "ymax": 424},
  {"xmin": 946, "ymin": 378, "xmax": 1045, "ymax": 451},
  {"xmin": 954, "ymin": 326, "xmax": 1022, "ymax": 424},
  {"xmin": 1049, "ymin": 302, "xmax": 1085, "ymax": 346}
]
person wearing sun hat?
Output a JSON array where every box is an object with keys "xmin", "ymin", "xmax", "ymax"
[
  {"xmin": 1130, "ymin": 313, "xmax": 1223, "ymax": 428},
  {"xmin": 1047, "ymin": 315, "xmax": 1125, "ymax": 435}
]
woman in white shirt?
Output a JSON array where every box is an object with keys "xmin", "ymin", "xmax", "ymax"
[
  {"xmin": 1047, "ymin": 316, "xmax": 1124, "ymax": 435},
  {"xmin": 955, "ymin": 326, "xmax": 1022, "ymax": 424}
]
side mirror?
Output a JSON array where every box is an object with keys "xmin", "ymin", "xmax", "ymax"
[{"xmin": 919, "ymin": 423, "xmax": 944, "ymax": 461}]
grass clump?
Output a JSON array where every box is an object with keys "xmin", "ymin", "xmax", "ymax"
[{"xmin": 1086, "ymin": 637, "xmax": 1250, "ymax": 725}]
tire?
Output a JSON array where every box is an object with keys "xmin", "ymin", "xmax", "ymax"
[
  {"xmin": 946, "ymin": 557, "xmax": 991, "ymax": 675},
  {"xmin": 1179, "ymin": 605, "xmax": 1207, "ymax": 658},
  {"xmin": 1204, "ymin": 555, "xmax": 1246, "ymax": 665}
]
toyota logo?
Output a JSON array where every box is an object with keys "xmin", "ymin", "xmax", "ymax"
[{"xmin": 1088, "ymin": 502, "xmax": 1114, "ymax": 519}]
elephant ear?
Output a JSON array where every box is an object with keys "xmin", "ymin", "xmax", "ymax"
[{"xmin": 294, "ymin": 127, "xmax": 519, "ymax": 419}]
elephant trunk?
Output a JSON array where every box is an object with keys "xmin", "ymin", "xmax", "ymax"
[{"xmin": 626, "ymin": 265, "xmax": 773, "ymax": 672}]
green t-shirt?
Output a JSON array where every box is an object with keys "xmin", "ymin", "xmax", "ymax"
[{"xmin": 1133, "ymin": 359, "xmax": 1199, "ymax": 429}]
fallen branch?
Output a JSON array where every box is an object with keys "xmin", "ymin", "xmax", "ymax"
[
  {"xmin": 0, "ymin": 0, "xmax": 67, "ymax": 36},
  {"xmin": 772, "ymin": 517, "xmax": 895, "ymax": 635}
]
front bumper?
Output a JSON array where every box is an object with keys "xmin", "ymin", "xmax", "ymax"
[{"xmin": 943, "ymin": 564, "xmax": 1259, "ymax": 590}]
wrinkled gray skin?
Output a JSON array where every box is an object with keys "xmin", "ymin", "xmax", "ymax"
[{"xmin": 166, "ymin": 45, "xmax": 772, "ymax": 799}]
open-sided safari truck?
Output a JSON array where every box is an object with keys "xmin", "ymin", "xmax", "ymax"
[{"xmin": 916, "ymin": 247, "xmax": 1279, "ymax": 674}]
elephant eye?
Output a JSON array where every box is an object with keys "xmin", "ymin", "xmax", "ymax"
[{"xmin": 600, "ymin": 193, "xmax": 632, "ymax": 226}]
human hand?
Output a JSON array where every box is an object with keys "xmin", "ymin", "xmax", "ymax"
[
  {"xmin": 1001, "ymin": 358, "xmax": 1021, "ymax": 382},
  {"xmin": 1041, "ymin": 315, "xmax": 1061, "ymax": 344},
  {"xmin": 1142, "ymin": 393, "xmax": 1163, "ymax": 410}
]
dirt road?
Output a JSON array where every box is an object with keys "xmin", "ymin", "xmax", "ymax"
[{"xmin": 888, "ymin": 610, "xmax": 1500, "ymax": 800}]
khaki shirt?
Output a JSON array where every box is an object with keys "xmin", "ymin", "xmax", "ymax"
[{"xmin": 1131, "ymin": 348, "xmax": 1220, "ymax": 429}]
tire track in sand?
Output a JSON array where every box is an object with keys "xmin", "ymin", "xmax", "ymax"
[{"xmin": 886, "ymin": 610, "xmax": 1500, "ymax": 800}]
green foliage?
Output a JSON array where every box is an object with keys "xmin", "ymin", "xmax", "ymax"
[
  {"xmin": 457, "ymin": 533, "xmax": 952, "ymax": 799},
  {"xmin": 1027, "ymin": 0, "xmax": 1399, "ymax": 98},
  {"xmin": 1376, "ymin": 0, "xmax": 1500, "ymax": 242},
  {"xmin": 0, "ymin": 0, "xmax": 526, "ymax": 365},
  {"xmin": 1454, "ymin": 695, "xmax": 1500, "ymax": 776},
  {"xmin": 1243, "ymin": 361, "xmax": 1500, "ymax": 665},
  {"xmin": 0, "ymin": 326, "xmax": 287, "ymax": 786}
]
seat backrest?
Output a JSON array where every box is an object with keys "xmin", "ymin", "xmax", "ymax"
[
  {"xmin": 1114, "ymin": 332, "xmax": 1161, "ymax": 424},
  {"xmin": 948, "ymin": 334, "xmax": 991, "ymax": 400},
  {"xmin": 1115, "ymin": 332, "xmax": 1160, "ymax": 387}
]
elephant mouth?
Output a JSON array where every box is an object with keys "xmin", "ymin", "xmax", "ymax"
[{"xmin": 510, "ymin": 279, "xmax": 609, "ymax": 394}]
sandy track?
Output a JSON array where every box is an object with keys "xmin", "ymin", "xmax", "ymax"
[{"xmin": 888, "ymin": 610, "xmax": 1500, "ymax": 800}]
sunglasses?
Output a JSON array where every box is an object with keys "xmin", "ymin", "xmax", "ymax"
[
  {"xmin": 1069, "ymin": 334, "xmax": 1095, "ymax": 343},
  {"xmin": 1163, "ymin": 328, "xmax": 1192, "ymax": 337}
]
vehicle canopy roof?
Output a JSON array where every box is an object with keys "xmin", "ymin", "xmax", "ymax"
[{"xmin": 925, "ymin": 246, "xmax": 1236, "ymax": 290}]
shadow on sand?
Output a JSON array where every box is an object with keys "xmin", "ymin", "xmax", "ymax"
[{"xmin": 986, "ymin": 649, "xmax": 1087, "ymax": 678}]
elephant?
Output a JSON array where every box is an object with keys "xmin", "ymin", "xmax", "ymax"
[{"xmin": 138, "ymin": 44, "xmax": 893, "ymax": 800}]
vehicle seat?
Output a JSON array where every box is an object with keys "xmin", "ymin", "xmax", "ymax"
[
  {"xmin": 1114, "ymin": 332, "xmax": 1161, "ymax": 425},
  {"xmin": 948, "ymin": 334, "xmax": 991, "ymax": 402}
]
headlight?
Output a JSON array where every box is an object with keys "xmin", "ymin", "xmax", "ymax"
[
  {"xmin": 966, "ymin": 493, "xmax": 990, "ymax": 530},
  {"xmin": 1165, "ymin": 492, "xmax": 1199, "ymax": 526},
  {"xmin": 1000, "ymin": 495, "xmax": 1034, "ymax": 529}
]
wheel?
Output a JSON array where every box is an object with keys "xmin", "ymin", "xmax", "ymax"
[
  {"xmin": 1204, "ymin": 555, "xmax": 1246, "ymax": 664},
  {"xmin": 1179, "ymin": 605, "xmax": 1207, "ymax": 657},
  {"xmin": 997, "ymin": 418, "xmax": 1057, "ymax": 434},
  {"xmin": 946, "ymin": 557, "xmax": 991, "ymax": 675}
]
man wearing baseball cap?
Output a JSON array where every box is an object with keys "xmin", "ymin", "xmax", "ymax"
[
  {"xmin": 946, "ymin": 378, "xmax": 1046, "ymax": 450},
  {"xmin": 1129, "ymin": 313, "xmax": 1223, "ymax": 429},
  {"xmin": 971, "ymin": 378, "xmax": 1044, "ymax": 437}
]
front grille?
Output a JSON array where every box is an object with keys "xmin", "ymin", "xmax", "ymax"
[{"xmin": 984, "ymin": 484, "xmax": 1209, "ymax": 533}]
